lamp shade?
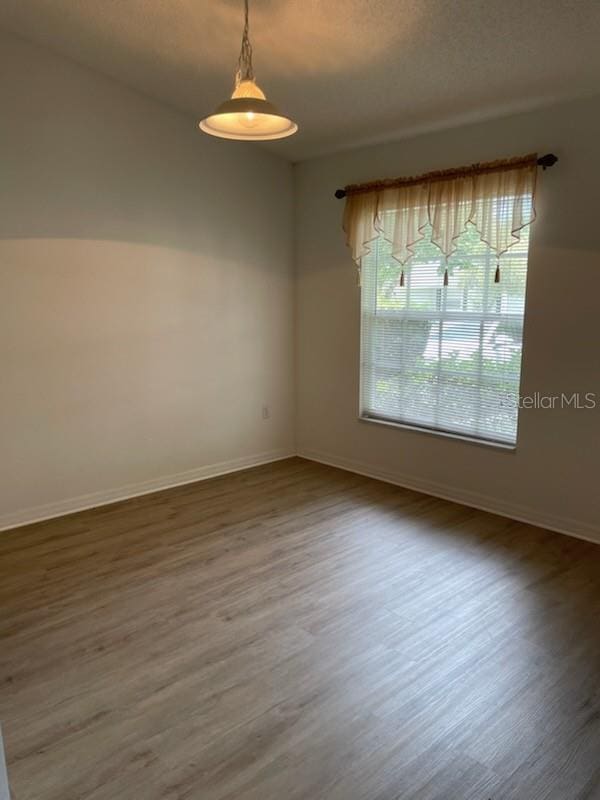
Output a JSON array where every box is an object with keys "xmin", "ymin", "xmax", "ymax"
[{"xmin": 199, "ymin": 79, "xmax": 297, "ymax": 141}]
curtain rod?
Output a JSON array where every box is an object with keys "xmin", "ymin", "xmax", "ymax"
[{"xmin": 333, "ymin": 153, "xmax": 558, "ymax": 199}]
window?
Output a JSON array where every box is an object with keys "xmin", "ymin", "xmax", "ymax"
[{"xmin": 360, "ymin": 216, "xmax": 531, "ymax": 446}]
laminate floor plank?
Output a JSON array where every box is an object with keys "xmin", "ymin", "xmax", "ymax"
[{"xmin": 1, "ymin": 457, "xmax": 599, "ymax": 799}]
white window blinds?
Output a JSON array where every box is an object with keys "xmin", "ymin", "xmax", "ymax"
[{"xmin": 360, "ymin": 218, "xmax": 531, "ymax": 445}]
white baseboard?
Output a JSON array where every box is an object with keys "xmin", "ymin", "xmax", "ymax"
[
  {"xmin": 3, "ymin": 445, "xmax": 598, "ymax": 547},
  {"xmin": 0, "ymin": 449, "xmax": 295, "ymax": 533},
  {"xmin": 297, "ymin": 448, "xmax": 600, "ymax": 546}
]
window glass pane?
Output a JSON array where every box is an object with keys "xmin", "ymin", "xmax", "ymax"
[{"xmin": 360, "ymin": 218, "xmax": 530, "ymax": 445}]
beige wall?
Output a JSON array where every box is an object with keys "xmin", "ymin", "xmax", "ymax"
[
  {"xmin": 0, "ymin": 33, "xmax": 295, "ymax": 528},
  {"xmin": 295, "ymin": 95, "xmax": 600, "ymax": 541}
]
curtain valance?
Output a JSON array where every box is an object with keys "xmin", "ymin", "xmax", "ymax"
[{"xmin": 342, "ymin": 154, "xmax": 538, "ymax": 283}]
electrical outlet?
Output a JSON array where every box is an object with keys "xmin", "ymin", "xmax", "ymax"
[{"xmin": 262, "ymin": 404, "xmax": 270, "ymax": 420}]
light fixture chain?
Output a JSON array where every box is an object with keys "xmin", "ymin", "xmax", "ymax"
[{"xmin": 236, "ymin": 0, "xmax": 254, "ymax": 85}]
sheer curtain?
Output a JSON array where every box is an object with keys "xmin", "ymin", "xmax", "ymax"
[{"xmin": 342, "ymin": 155, "xmax": 537, "ymax": 283}]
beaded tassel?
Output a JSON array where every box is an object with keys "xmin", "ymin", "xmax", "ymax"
[
  {"xmin": 495, "ymin": 263, "xmax": 501, "ymax": 283},
  {"xmin": 399, "ymin": 270, "xmax": 405, "ymax": 287},
  {"xmin": 443, "ymin": 268, "xmax": 449, "ymax": 287}
]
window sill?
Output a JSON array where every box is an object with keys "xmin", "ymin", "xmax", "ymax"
[{"xmin": 359, "ymin": 414, "xmax": 517, "ymax": 451}]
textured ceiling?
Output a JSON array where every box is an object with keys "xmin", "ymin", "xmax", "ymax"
[{"xmin": 1, "ymin": 0, "xmax": 600, "ymax": 161}]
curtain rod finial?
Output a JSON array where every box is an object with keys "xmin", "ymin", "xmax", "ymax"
[
  {"xmin": 335, "ymin": 188, "xmax": 346, "ymax": 199},
  {"xmin": 538, "ymin": 153, "xmax": 558, "ymax": 170}
]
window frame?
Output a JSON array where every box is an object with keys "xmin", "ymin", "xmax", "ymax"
[{"xmin": 358, "ymin": 222, "xmax": 531, "ymax": 449}]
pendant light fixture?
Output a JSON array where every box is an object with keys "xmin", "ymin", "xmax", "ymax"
[{"xmin": 199, "ymin": 0, "xmax": 298, "ymax": 141}]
